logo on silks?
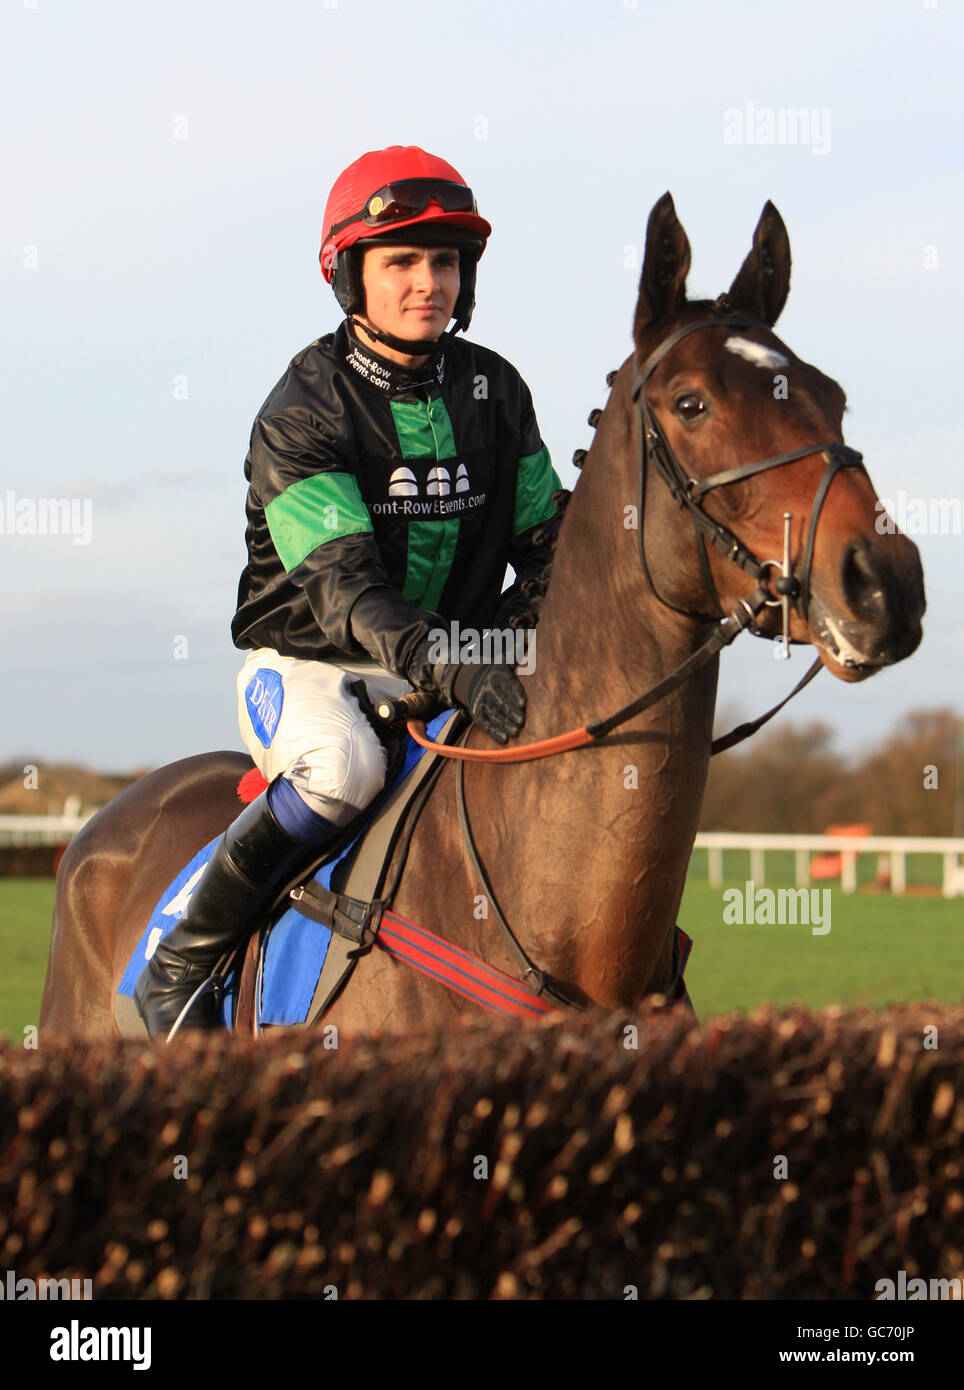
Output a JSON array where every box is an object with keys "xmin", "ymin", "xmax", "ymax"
[
  {"xmin": 388, "ymin": 466, "xmax": 418, "ymax": 497},
  {"xmin": 388, "ymin": 463, "xmax": 470, "ymax": 497},
  {"xmin": 245, "ymin": 668, "xmax": 284, "ymax": 747}
]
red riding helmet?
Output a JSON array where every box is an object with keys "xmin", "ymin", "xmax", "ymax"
[{"xmin": 320, "ymin": 146, "xmax": 492, "ymax": 334}]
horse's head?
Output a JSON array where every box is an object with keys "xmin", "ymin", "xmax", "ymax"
[{"xmin": 627, "ymin": 192, "xmax": 924, "ymax": 681}]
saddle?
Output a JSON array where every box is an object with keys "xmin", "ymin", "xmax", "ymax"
[{"xmin": 113, "ymin": 708, "xmax": 467, "ymax": 1038}]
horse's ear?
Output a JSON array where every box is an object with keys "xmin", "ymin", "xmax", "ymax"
[
  {"xmin": 727, "ymin": 200, "xmax": 791, "ymax": 325},
  {"xmin": 633, "ymin": 192, "xmax": 691, "ymax": 343}
]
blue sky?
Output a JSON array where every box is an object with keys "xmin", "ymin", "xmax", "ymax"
[{"xmin": 3, "ymin": 0, "xmax": 961, "ymax": 771}]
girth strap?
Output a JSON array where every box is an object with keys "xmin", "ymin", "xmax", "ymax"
[
  {"xmin": 376, "ymin": 911, "xmax": 559, "ymax": 1018},
  {"xmin": 288, "ymin": 879, "xmax": 563, "ymax": 1017},
  {"xmin": 289, "ymin": 880, "xmax": 383, "ymax": 948}
]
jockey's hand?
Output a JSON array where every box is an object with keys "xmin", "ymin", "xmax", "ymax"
[{"xmin": 444, "ymin": 662, "xmax": 526, "ymax": 745}]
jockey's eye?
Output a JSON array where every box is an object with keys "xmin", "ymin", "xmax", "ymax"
[{"xmin": 675, "ymin": 393, "xmax": 706, "ymax": 422}]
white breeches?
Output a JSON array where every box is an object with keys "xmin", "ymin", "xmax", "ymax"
[{"xmin": 236, "ymin": 647, "xmax": 412, "ymax": 828}]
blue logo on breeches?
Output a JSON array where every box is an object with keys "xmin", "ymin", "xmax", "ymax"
[{"xmin": 245, "ymin": 668, "xmax": 284, "ymax": 747}]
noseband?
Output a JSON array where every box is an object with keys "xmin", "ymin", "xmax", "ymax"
[{"xmin": 631, "ymin": 311, "xmax": 866, "ymax": 642}]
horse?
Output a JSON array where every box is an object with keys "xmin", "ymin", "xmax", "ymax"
[{"xmin": 39, "ymin": 193, "xmax": 925, "ymax": 1041}]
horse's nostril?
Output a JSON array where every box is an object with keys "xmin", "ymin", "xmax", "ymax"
[{"xmin": 840, "ymin": 542, "xmax": 886, "ymax": 621}]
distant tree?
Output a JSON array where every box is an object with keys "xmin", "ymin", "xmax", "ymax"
[
  {"xmin": 844, "ymin": 708, "xmax": 960, "ymax": 836},
  {"xmin": 700, "ymin": 721, "xmax": 842, "ymax": 832},
  {"xmin": 699, "ymin": 708, "xmax": 961, "ymax": 835}
]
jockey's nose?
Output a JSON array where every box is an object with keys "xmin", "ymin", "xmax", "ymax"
[{"xmin": 415, "ymin": 258, "xmax": 440, "ymax": 291}]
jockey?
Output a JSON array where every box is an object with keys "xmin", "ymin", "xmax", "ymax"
[{"xmin": 134, "ymin": 145, "xmax": 562, "ymax": 1038}]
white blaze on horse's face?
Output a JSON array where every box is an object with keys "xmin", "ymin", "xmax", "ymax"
[{"xmin": 724, "ymin": 337, "xmax": 789, "ymax": 370}]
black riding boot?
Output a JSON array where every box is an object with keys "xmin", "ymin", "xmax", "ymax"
[{"xmin": 133, "ymin": 786, "xmax": 335, "ymax": 1040}]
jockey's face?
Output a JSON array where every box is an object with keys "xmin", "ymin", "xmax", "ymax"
[{"xmin": 357, "ymin": 243, "xmax": 460, "ymax": 364}]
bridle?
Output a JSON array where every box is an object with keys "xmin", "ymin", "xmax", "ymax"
[{"xmin": 632, "ymin": 308, "xmax": 866, "ymax": 647}]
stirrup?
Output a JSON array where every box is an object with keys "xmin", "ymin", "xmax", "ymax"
[{"xmin": 164, "ymin": 975, "xmax": 223, "ymax": 1043}]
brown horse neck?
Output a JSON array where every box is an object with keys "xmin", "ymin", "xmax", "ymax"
[
  {"xmin": 522, "ymin": 363, "xmax": 715, "ymax": 737},
  {"xmin": 451, "ymin": 365, "xmax": 719, "ymax": 1008}
]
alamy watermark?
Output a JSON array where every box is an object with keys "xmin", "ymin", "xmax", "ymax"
[
  {"xmin": 50, "ymin": 1319, "xmax": 151, "ymax": 1369},
  {"xmin": 1, "ymin": 1268, "xmax": 92, "ymax": 1299},
  {"xmin": 0, "ymin": 490, "xmax": 92, "ymax": 545},
  {"xmin": 722, "ymin": 880, "xmax": 831, "ymax": 935},
  {"xmin": 875, "ymin": 492, "xmax": 964, "ymax": 536},
  {"xmin": 723, "ymin": 102, "xmax": 831, "ymax": 156},
  {"xmin": 875, "ymin": 1269, "xmax": 963, "ymax": 1300},
  {"xmin": 427, "ymin": 621, "xmax": 536, "ymax": 675}
]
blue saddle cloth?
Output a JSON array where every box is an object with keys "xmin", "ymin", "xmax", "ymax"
[{"xmin": 117, "ymin": 713, "xmax": 454, "ymax": 1029}]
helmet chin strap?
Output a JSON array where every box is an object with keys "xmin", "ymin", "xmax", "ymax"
[{"xmin": 349, "ymin": 315, "xmax": 455, "ymax": 357}]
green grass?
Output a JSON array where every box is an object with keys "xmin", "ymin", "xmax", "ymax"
[
  {"xmin": 1, "ymin": 875, "xmax": 962, "ymax": 1040},
  {"xmin": 680, "ymin": 880, "xmax": 964, "ymax": 1016},
  {"xmin": 0, "ymin": 879, "xmax": 54, "ymax": 1043}
]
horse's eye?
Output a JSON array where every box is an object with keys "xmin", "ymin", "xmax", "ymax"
[{"xmin": 676, "ymin": 394, "xmax": 706, "ymax": 421}]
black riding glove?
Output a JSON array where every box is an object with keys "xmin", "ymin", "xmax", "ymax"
[
  {"xmin": 416, "ymin": 656, "xmax": 522, "ymax": 745},
  {"xmin": 405, "ymin": 636, "xmax": 527, "ymax": 744},
  {"xmin": 444, "ymin": 662, "xmax": 527, "ymax": 744}
]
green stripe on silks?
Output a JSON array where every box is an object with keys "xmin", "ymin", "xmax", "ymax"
[
  {"xmin": 390, "ymin": 396, "xmax": 458, "ymax": 461},
  {"xmin": 265, "ymin": 472, "xmax": 372, "ymax": 573},
  {"xmin": 406, "ymin": 520, "xmax": 460, "ymax": 609},
  {"xmin": 390, "ymin": 397, "xmax": 461, "ymax": 609},
  {"xmin": 514, "ymin": 444, "xmax": 562, "ymax": 536}
]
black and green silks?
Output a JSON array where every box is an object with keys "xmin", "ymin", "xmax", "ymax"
[{"xmin": 231, "ymin": 320, "xmax": 561, "ymax": 688}]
